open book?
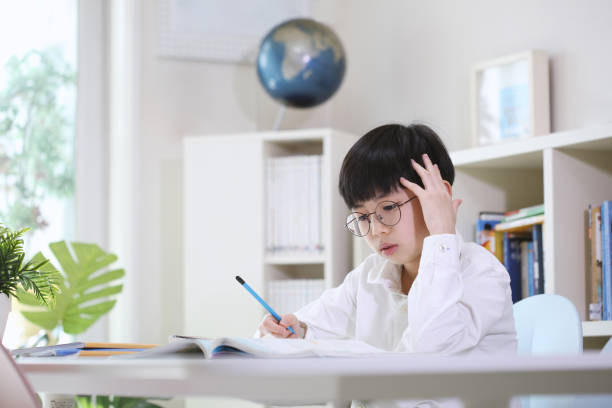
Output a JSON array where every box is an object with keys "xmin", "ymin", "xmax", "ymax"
[{"xmin": 130, "ymin": 336, "xmax": 387, "ymax": 359}]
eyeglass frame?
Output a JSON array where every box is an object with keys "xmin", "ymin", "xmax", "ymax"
[{"xmin": 345, "ymin": 196, "xmax": 417, "ymax": 237}]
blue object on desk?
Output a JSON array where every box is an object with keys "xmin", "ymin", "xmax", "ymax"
[{"xmin": 235, "ymin": 275, "xmax": 296, "ymax": 335}]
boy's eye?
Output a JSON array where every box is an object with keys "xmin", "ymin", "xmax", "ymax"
[
  {"xmin": 357, "ymin": 214, "xmax": 369, "ymax": 222},
  {"xmin": 381, "ymin": 204, "xmax": 397, "ymax": 212}
]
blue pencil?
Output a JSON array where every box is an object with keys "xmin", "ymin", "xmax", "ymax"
[{"xmin": 235, "ymin": 275, "xmax": 296, "ymax": 335}]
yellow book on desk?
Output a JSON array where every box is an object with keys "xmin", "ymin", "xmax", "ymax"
[
  {"xmin": 12, "ymin": 342, "xmax": 158, "ymax": 357},
  {"xmin": 129, "ymin": 336, "xmax": 386, "ymax": 359}
]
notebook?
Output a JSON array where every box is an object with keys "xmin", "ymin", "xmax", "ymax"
[{"xmin": 129, "ymin": 335, "xmax": 387, "ymax": 359}]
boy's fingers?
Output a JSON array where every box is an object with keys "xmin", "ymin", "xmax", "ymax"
[
  {"xmin": 263, "ymin": 316, "xmax": 287, "ymax": 336},
  {"xmin": 422, "ymin": 153, "xmax": 434, "ymax": 170},
  {"xmin": 411, "ymin": 159, "xmax": 433, "ymax": 187},
  {"xmin": 433, "ymin": 164, "xmax": 442, "ymax": 180},
  {"xmin": 400, "ymin": 176, "xmax": 424, "ymax": 195}
]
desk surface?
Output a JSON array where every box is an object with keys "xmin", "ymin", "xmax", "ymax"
[{"xmin": 19, "ymin": 353, "xmax": 612, "ymax": 407}]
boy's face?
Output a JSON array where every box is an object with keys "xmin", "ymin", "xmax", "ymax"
[{"xmin": 353, "ymin": 187, "xmax": 429, "ymax": 267}]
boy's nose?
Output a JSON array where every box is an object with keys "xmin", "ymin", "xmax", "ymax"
[{"xmin": 369, "ymin": 214, "xmax": 390, "ymax": 236}]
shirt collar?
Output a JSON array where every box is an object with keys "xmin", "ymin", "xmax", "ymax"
[{"xmin": 367, "ymin": 256, "xmax": 402, "ymax": 291}]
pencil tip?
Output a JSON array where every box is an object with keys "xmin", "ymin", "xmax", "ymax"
[{"xmin": 235, "ymin": 276, "xmax": 245, "ymax": 285}]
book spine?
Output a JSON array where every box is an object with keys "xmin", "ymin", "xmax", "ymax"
[
  {"xmin": 527, "ymin": 241, "xmax": 534, "ymax": 296},
  {"xmin": 521, "ymin": 241, "xmax": 529, "ymax": 300},
  {"xmin": 316, "ymin": 155, "xmax": 323, "ymax": 252},
  {"xmin": 588, "ymin": 205, "xmax": 602, "ymax": 320},
  {"xmin": 503, "ymin": 233, "xmax": 526, "ymax": 303},
  {"xmin": 531, "ymin": 224, "xmax": 544, "ymax": 294},
  {"xmin": 266, "ymin": 159, "xmax": 273, "ymax": 255},
  {"xmin": 602, "ymin": 203, "xmax": 608, "ymax": 320},
  {"xmin": 601, "ymin": 201, "xmax": 612, "ymax": 320}
]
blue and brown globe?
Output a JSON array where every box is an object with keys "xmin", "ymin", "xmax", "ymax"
[{"xmin": 256, "ymin": 18, "xmax": 346, "ymax": 108}]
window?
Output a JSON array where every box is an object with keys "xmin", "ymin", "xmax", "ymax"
[{"xmin": 0, "ymin": 0, "xmax": 77, "ymax": 347}]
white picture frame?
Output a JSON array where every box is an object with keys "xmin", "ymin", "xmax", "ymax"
[
  {"xmin": 158, "ymin": 0, "xmax": 310, "ymax": 64},
  {"xmin": 471, "ymin": 50, "xmax": 550, "ymax": 146}
]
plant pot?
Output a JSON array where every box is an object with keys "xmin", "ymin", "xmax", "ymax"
[{"xmin": 0, "ymin": 293, "xmax": 10, "ymax": 342}]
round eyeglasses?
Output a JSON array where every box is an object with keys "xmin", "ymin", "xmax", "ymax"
[{"xmin": 345, "ymin": 197, "xmax": 417, "ymax": 237}]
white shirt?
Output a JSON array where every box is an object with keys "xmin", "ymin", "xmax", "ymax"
[{"xmin": 295, "ymin": 233, "xmax": 517, "ymax": 355}]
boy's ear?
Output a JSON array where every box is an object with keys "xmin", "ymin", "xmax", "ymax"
[{"xmin": 442, "ymin": 180, "xmax": 452, "ymax": 196}]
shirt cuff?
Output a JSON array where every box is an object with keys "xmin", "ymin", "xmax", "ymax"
[{"xmin": 420, "ymin": 233, "xmax": 461, "ymax": 268}]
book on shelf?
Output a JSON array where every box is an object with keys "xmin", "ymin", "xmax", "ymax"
[
  {"xmin": 531, "ymin": 223, "xmax": 544, "ymax": 296},
  {"xmin": 602, "ymin": 201, "xmax": 612, "ymax": 321},
  {"xmin": 587, "ymin": 204, "xmax": 603, "ymax": 321},
  {"xmin": 503, "ymin": 232, "xmax": 531, "ymax": 303},
  {"xmin": 131, "ymin": 336, "xmax": 386, "ymax": 359},
  {"xmin": 475, "ymin": 212, "xmax": 505, "ymax": 254},
  {"xmin": 266, "ymin": 155, "xmax": 323, "ymax": 258},
  {"xmin": 490, "ymin": 222, "xmax": 544, "ymax": 302},
  {"xmin": 268, "ymin": 279, "xmax": 325, "ymax": 315},
  {"xmin": 584, "ymin": 200, "xmax": 612, "ymax": 321},
  {"xmin": 11, "ymin": 342, "xmax": 158, "ymax": 357},
  {"xmin": 501, "ymin": 203, "xmax": 544, "ymax": 223},
  {"xmin": 481, "ymin": 205, "xmax": 545, "ymax": 301}
]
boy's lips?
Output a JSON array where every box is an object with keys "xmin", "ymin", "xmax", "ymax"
[{"xmin": 379, "ymin": 243, "xmax": 398, "ymax": 256}]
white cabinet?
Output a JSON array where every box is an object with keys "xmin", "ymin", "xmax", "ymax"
[
  {"xmin": 183, "ymin": 128, "xmax": 357, "ymax": 338},
  {"xmin": 449, "ymin": 124, "xmax": 612, "ymax": 337}
]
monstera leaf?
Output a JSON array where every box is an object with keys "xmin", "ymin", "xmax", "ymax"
[
  {"xmin": 75, "ymin": 395, "xmax": 164, "ymax": 408},
  {"xmin": 17, "ymin": 241, "xmax": 124, "ymax": 334}
]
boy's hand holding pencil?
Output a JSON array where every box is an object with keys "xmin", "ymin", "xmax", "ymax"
[{"xmin": 259, "ymin": 313, "xmax": 306, "ymax": 339}]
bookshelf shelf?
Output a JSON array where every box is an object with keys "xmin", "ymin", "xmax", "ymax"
[
  {"xmin": 582, "ymin": 321, "xmax": 612, "ymax": 337},
  {"xmin": 495, "ymin": 215, "xmax": 545, "ymax": 232},
  {"xmin": 452, "ymin": 124, "xmax": 612, "ymax": 169},
  {"xmin": 265, "ymin": 256, "xmax": 326, "ymax": 265},
  {"xmin": 450, "ymin": 124, "xmax": 612, "ymax": 334},
  {"xmin": 184, "ymin": 128, "xmax": 357, "ymax": 338}
]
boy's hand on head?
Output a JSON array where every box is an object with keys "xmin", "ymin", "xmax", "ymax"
[
  {"xmin": 400, "ymin": 153, "xmax": 462, "ymax": 236},
  {"xmin": 259, "ymin": 313, "xmax": 305, "ymax": 339}
]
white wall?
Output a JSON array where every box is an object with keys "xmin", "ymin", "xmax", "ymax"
[
  {"xmin": 108, "ymin": 0, "xmax": 612, "ymax": 342},
  {"xmin": 331, "ymin": 0, "xmax": 612, "ymax": 151}
]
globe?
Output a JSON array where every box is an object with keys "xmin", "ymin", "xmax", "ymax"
[{"xmin": 256, "ymin": 18, "xmax": 346, "ymax": 109}]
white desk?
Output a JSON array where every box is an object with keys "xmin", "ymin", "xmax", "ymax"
[{"xmin": 19, "ymin": 353, "xmax": 612, "ymax": 407}]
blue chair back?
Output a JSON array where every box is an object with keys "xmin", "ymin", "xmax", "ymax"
[{"xmin": 513, "ymin": 294, "xmax": 583, "ymax": 355}]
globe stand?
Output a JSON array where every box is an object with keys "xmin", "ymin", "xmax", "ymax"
[{"xmin": 272, "ymin": 105, "xmax": 287, "ymax": 131}]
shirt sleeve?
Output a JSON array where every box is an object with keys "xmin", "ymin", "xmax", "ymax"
[
  {"xmin": 401, "ymin": 233, "xmax": 511, "ymax": 354},
  {"xmin": 294, "ymin": 264, "xmax": 361, "ymax": 340}
]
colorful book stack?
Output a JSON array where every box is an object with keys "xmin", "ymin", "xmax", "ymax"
[
  {"xmin": 478, "ymin": 204, "xmax": 545, "ymax": 303},
  {"xmin": 586, "ymin": 200, "xmax": 612, "ymax": 321},
  {"xmin": 266, "ymin": 155, "xmax": 323, "ymax": 258}
]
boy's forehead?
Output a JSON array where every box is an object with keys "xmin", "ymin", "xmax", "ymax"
[{"xmin": 352, "ymin": 188, "xmax": 407, "ymax": 211}]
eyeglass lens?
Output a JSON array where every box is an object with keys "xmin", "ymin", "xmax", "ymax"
[{"xmin": 346, "ymin": 201, "xmax": 402, "ymax": 236}]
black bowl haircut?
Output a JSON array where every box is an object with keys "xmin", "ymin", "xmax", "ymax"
[{"xmin": 338, "ymin": 124, "xmax": 455, "ymax": 210}]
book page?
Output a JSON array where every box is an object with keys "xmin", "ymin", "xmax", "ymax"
[{"xmin": 219, "ymin": 337, "xmax": 386, "ymax": 358}]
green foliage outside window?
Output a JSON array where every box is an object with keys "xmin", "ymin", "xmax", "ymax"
[{"xmin": 0, "ymin": 47, "xmax": 75, "ymax": 231}]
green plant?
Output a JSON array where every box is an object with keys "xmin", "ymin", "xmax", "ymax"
[
  {"xmin": 17, "ymin": 241, "xmax": 124, "ymax": 336},
  {"xmin": 0, "ymin": 223, "xmax": 59, "ymax": 304},
  {"xmin": 75, "ymin": 395, "xmax": 165, "ymax": 408}
]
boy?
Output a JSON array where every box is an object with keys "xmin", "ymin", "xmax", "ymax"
[{"xmin": 258, "ymin": 123, "xmax": 517, "ymax": 356}]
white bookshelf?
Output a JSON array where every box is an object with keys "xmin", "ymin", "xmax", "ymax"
[
  {"xmin": 183, "ymin": 128, "xmax": 357, "ymax": 339},
  {"xmin": 449, "ymin": 124, "xmax": 612, "ymax": 338}
]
